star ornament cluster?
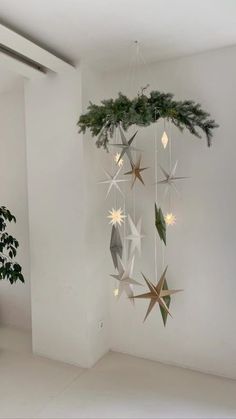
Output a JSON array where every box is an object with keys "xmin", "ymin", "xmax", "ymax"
[
  {"xmin": 125, "ymin": 155, "xmax": 148, "ymax": 188},
  {"xmin": 130, "ymin": 267, "xmax": 183, "ymax": 324},
  {"xmin": 107, "ymin": 208, "xmax": 126, "ymax": 226}
]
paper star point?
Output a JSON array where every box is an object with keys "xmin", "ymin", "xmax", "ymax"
[
  {"xmin": 108, "ymin": 208, "xmax": 126, "ymax": 226},
  {"xmin": 155, "ymin": 204, "xmax": 166, "ymax": 245},
  {"xmin": 114, "ymin": 153, "xmax": 124, "ymax": 167},
  {"xmin": 125, "ymin": 215, "xmax": 144, "ymax": 255}
]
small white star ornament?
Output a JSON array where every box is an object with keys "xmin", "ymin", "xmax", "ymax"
[{"xmin": 107, "ymin": 208, "xmax": 126, "ymax": 226}]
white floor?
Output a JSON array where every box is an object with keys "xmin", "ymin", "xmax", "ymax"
[{"xmin": 0, "ymin": 327, "xmax": 236, "ymax": 419}]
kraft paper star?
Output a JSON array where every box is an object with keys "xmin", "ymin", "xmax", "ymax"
[
  {"xmin": 130, "ymin": 267, "xmax": 183, "ymax": 324},
  {"xmin": 124, "ymin": 155, "xmax": 148, "ymax": 188},
  {"xmin": 107, "ymin": 208, "xmax": 126, "ymax": 226},
  {"xmin": 110, "ymin": 225, "xmax": 123, "ymax": 269},
  {"xmin": 110, "ymin": 255, "xmax": 141, "ymax": 301},
  {"xmin": 157, "ymin": 161, "xmax": 188, "ymax": 195},
  {"xmin": 155, "ymin": 204, "xmax": 166, "ymax": 245},
  {"xmin": 125, "ymin": 215, "xmax": 144, "ymax": 255},
  {"xmin": 110, "ymin": 128, "xmax": 138, "ymax": 165},
  {"xmin": 99, "ymin": 167, "xmax": 128, "ymax": 198}
]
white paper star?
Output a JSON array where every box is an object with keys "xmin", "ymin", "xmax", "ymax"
[
  {"xmin": 99, "ymin": 167, "xmax": 128, "ymax": 198},
  {"xmin": 125, "ymin": 215, "xmax": 144, "ymax": 255},
  {"xmin": 110, "ymin": 256, "xmax": 141, "ymax": 301}
]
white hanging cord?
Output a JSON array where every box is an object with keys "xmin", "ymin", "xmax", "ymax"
[
  {"xmin": 154, "ymin": 119, "xmax": 158, "ymax": 280},
  {"xmin": 168, "ymin": 122, "xmax": 172, "ymax": 212}
]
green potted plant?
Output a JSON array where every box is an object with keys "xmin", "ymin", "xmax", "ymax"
[{"xmin": 0, "ymin": 206, "xmax": 24, "ymax": 284}]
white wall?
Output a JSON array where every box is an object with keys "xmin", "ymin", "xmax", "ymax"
[
  {"xmin": 0, "ymin": 80, "xmax": 31, "ymax": 330},
  {"xmin": 24, "ymin": 68, "xmax": 109, "ymax": 367},
  {"xmin": 88, "ymin": 45, "xmax": 236, "ymax": 379}
]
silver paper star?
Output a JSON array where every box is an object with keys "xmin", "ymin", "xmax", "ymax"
[
  {"xmin": 110, "ymin": 225, "xmax": 123, "ymax": 269},
  {"xmin": 125, "ymin": 215, "xmax": 144, "ymax": 256},
  {"xmin": 157, "ymin": 161, "xmax": 188, "ymax": 195},
  {"xmin": 110, "ymin": 255, "xmax": 141, "ymax": 301},
  {"xmin": 110, "ymin": 127, "xmax": 139, "ymax": 165},
  {"xmin": 99, "ymin": 167, "xmax": 128, "ymax": 198}
]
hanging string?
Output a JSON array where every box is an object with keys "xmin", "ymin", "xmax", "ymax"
[
  {"xmin": 154, "ymin": 121, "xmax": 158, "ymax": 280},
  {"xmin": 168, "ymin": 122, "xmax": 172, "ymax": 213}
]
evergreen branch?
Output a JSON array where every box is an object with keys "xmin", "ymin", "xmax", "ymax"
[{"xmin": 78, "ymin": 91, "xmax": 218, "ymax": 149}]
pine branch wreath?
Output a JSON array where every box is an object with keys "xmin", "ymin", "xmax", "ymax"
[
  {"xmin": 0, "ymin": 206, "xmax": 24, "ymax": 284},
  {"xmin": 78, "ymin": 91, "xmax": 218, "ymax": 149}
]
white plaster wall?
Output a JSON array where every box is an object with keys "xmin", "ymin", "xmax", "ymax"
[
  {"xmin": 91, "ymin": 45, "xmax": 236, "ymax": 379},
  {"xmin": 24, "ymin": 68, "xmax": 109, "ymax": 367},
  {"xmin": 0, "ymin": 80, "xmax": 31, "ymax": 330}
]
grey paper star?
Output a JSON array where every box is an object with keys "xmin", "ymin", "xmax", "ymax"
[
  {"xmin": 99, "ymin": 167, "xmax": 128, "ymax": 198},
  {"xmin": 157, "ymin": 161, "xmax": 188, "ymax": 195},
  {"xmin": 125, "ymin": 215, "xmax": 144, "ymax": 256},
  {"xmin": 110, "ymin": 225, "xmax": 123, "ymax": 269},
  {"xmin": 110, "ymin": 127, "xmax": 139, "ymax": 165},
  {"xmin": 110, "ymin": 255, "xmax": 141, "ymax": 301}
]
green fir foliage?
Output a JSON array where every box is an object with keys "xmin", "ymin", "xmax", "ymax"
[{"xmin": 78, "ymin": 91, "xmax": 218, "ymax": 149}]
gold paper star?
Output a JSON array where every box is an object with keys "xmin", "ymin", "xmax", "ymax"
[
  {"xmin": 130, "ymin": 267, "xmax": 183, "ymax": 323},
  {"xmin": 124, "ymin": 155, "xmax": 148, "ymax": 188},
  {"xmin": 114, "ymin": 153, "xmax": 124, "ymax": 167},
  {"xmin": 165, "ymin": 213, "xmax": 176, "ymax": 226},
  {"xmin": 107, "ymin": 208, "xmax": 126, "ymax": 226}
]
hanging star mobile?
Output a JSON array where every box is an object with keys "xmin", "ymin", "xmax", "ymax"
[
  {"xmin": 157, "ymin": 161, "xmax": 188, "ymax": 195},
  {"xmin": 110, "ymin": 256, "xmax": 141, "ymax": 301},
  {"xmin": 110, "ymin": 225, "xmax": 123, "ymax": 269},
  {"xmin": 125, "ymin": 215, "xmax": 144, "ymax": 255},
  {"xmin": 155, "ymin": 204, "xmax": 166, "ymax": 245},
  {"xmin": 107, "ymin": 208, "xmax": 126, "ymax": 226},
  {"xmin": 124, "ymin": 155, "xmax": 148, "ymax": 188},
  {"xmin": 130, "ymin": 267, "xmax": 183, "ymax": 324},
  {"xmin": 99, "ymin": 167, "xmax": 128, "ymax": 198},
  {"xmin": 110, "ymin": 128, "xmax": 138, "ymax": 165}
]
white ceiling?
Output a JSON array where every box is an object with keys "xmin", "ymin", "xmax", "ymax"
[{"xmin": 0, "ymin": 0, "xmax": 236, "ymax": 72}]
